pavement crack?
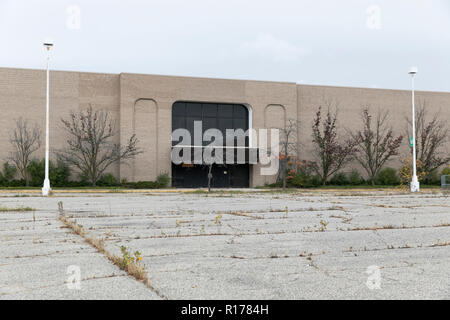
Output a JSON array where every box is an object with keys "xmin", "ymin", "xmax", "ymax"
[{"xmin": 57, "ymin": 201, "xmax": 168, "ymax": 300}]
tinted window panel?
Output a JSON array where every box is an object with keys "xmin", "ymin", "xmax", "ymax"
[
  {"xmin": 203, "ymin": 117, "xmax": 217, "ymax": 131},
  {"xmin": 233, "ymin": 118, "xmax": 247, "ymax": 131},
  {"xmin": 218, "ymin": 118, "xmax": 233, "ymax": 135},
  {"xmin": 172, "ymin": 117, "xmax": 185, "ymax": 131},
  {"xmin": 187, "ymin": 103, "xmax": 202, "ymax": 117},
  {"xmin": 218, "ymin": 104, "xmax": 233, "ymax": 118},
  {"xmin": 172, "ymin": 102, "xmax": 185, "ymax": 116},
  {"xmin": 233, "ymin": 105, "xmax": 247, "ymax": 118},
  {"xmin": 203, "ymin": 104, "xmax": 217, "ymax": 117},
  {"xmin": 172, "ymin": 102, "xmax": 248, "ymax": 147},
  {"xmin": 186, "ymin": 117, "xmax": 201, "ymax": 139}
]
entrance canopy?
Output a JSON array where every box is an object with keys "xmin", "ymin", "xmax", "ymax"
[{"xmin": 171, "ymin": 145, "xmax": 259, "ymax": 165}]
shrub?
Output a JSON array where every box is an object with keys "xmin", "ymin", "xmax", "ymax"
[
  {"xmin": 125, "ymin": 181, "xmax": 161, "ymax": 189},
  {"xmin": 14, "ymin": 180, "xmax": 27, "ymax": 187},
  {"xmin": 77, "ymin": 169, "xmax": 90, "ymax": 185},
  {"xmin": 442, "ymin": 166, "xmax": 450, "ymax": 176},
  {"xmin": 0, "ymin": 162, "xmax": 17, "ymax": 185},
  {"xmin": 398, "ymin": 156, "xmax": 427, "ymax": 186},
  {"xmin": 290, "ymin": 171, "xmax": 308, "ymax": 188},
  {"xmin": 97, "ymin": 173, "xmax": 120, "ymax": 187},
  {"xmin": 52, "ymin": 161, "xmax": 70, "ymax": 187},
  {"xmin": 27, "ymin": 159, "xmax": 44, "ymax": 186},
  {"xmin": 289, "ymin": 161, "xmax": 321, "ymax": 188},
  {"xmin": 329, "ymin": 172, "xmax": 349, "ymax": 186},
  {"xmin": 309, "ymin": 175, "xmax": 322, "ymax": 187},
  {"xmin": 265, "ymin": 181, "xmax": 282, "ymax": 188},
  {"xmin": 375, "ymin": 167, "xmax": 399, "ymax": 185},
  {"xmin": 285, "ymin": 168, "xmax": 296, "ymax": 185},
  {"xmin": 348, "ymin": 169, "xmax": 363, "ymax": 185},
  {"xmin": 27, "ymin": 159, "xmax": 71, "ymax": 187},
  {"xmin": 60, "ymin": 180, "xmax": 91, "ymax": 187},
  {"xmin": 156, "ymin": 173, "xmax": 170, "ymax": 188},
  {"xmin": 422, "ymin": 170, "xmax": 441, "ymax": 185},
  {"xmin": 1, "ymin": 179, "xmax": 25, "ymax": 187}
]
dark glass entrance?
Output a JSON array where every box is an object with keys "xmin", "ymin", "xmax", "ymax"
[
  {"xmin": 172, "ymin": 164, "xmax": 249, "ymax": 188},
  {"xmin": 171, "ymin": 101, "xmax": 250, "ymax": 188}
]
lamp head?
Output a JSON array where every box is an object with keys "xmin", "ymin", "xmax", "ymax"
[
  {"xmin": 408, "ymin": 66, "xmax": 418, "ymax": 75},
  {"xmin": 43, "ymin": 38, "xmax": 54, "ymax": 51}
]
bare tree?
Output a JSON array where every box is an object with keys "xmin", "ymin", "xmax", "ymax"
[
  {"xmin": 8, "ymin": 118, "xmax": 41, "ymax": 186},
  {"xmin": 405, "ymin": 101, "xmax": 450, "ymax": 174},
  {"xmin": 278, "ymin": 119, "xmax": 299, "ymax": 189},
  {"xmin": 351, "ymin": 107, "xmax": 403, "ymax": 185},
  {"xmin": 311, "ymin": 105, "xmax": 358, "ymax": 185},
  {"xmin": 58, "ymin": 106, "xmax": 142, "ymax": 186}
]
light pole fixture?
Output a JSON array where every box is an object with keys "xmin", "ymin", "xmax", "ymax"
[
  {"xmin": 408, "ymin": 66, "xmax": 420, "ymax": 193},
  {"xmin": 42, "ymin": 38, "xmax": 54, "ymax": 197}
]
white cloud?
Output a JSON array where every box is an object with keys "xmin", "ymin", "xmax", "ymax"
[{"xmin": 239, "ymin": 33, "xmax": 307, "ymax": 62}]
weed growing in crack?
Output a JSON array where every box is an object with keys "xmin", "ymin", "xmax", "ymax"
[
  {"xmin": 57, "ymin": 201, "xmax": 152, "ymax": 290},
  {"xmin": 319, "ymin": 220, "xmax": 329, "ymax": 232},
  {"xmin": 214, "ymin": 214, "xmax": 223, "ymax": 233},
  {"xmin": 214, "ymin": 214, "xmax": 223, "ymax": 225},
  {"xmin": 0, "ymin": 206, "xmax": 35, "ymax": 212},
  {"xmin": 119, "ymin": 246, "xmax": 143, "ymax": 268}
]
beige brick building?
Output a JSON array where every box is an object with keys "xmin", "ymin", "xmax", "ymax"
[{"xmin": 0, "ymin": 67, "xmax": 449, "ymax": 187}]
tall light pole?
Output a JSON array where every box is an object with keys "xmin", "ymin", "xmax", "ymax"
[
  {"xmin": 409, "ymin": 66, "xmax": 420, "ymax": 193},
  {"xmin": 42, "ymin": 39, "xmax": 54, "ymax": 196}
]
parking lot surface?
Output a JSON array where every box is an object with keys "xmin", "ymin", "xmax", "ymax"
[{"xmin": 1, "ymin": 189, "xmax": 449, "ymax": 299}]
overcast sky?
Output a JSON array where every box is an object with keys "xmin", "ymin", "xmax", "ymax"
[{"xmin": 1, "ymin": 0, "xmax": 450, "ymax": 91}]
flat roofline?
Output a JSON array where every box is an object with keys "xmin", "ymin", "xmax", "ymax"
[
  {"xmin": 0, "ymin": 66, "xmax": 296, "ymax": 85},
  {"xmin": 119, "ymin": 71, "xmax": 297, "ymax": 85},
  {"xmin": 0, "ymin": 66, "xmax": 118, "ymax": 77},
  {"xmin": 1, "ymin": 66, "xmax": 449, "ymax": 94},
  {"xmin": 296, "ymin": 83, "xmax": 450, "ymax": 95}
]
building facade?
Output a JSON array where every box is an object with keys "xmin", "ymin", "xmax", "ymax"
[{"xmin": 0, "ymin": 67, "xmax": 449, "ymax": 187}]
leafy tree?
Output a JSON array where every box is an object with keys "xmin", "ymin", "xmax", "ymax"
[
  {"xmin": 58, "ymin": 106, "xmax": 142, "ymax": 186},
  {"xmin": 352, "ymin": 108, "xmax": 403, "ymax": 185}
]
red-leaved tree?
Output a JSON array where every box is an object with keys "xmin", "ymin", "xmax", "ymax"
[
  {"xmin": 405, "ymin": 102, "xmax": 450, "ymax": 174},
  {"xmin": 351, "ymin": 107, "xmax": 403, "ymax": 185},
  {"xmin": 311, "ymin": 105, "xmax": 359, "ymax": 185}
]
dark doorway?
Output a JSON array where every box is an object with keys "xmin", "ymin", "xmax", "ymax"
[
  {"xmin": 172, "ymin": 164, "xmax": 249, "ymax": 188},
  {"xmin": 171, "ymin": 101, "xmax": 250, "ymax": 188}
]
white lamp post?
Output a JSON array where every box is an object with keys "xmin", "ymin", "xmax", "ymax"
[
  {"xmin": 409, "ymin": 66, "xmax": 420, "ymax": 193},
  {"xmin": 42, "ymin": 39, "xmax": 54, "ymax": 196}
]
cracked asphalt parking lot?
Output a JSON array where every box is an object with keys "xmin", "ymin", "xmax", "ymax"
[{"xmin": 1, "ymin": 189, "xmax": 449, "ymax": 299}]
